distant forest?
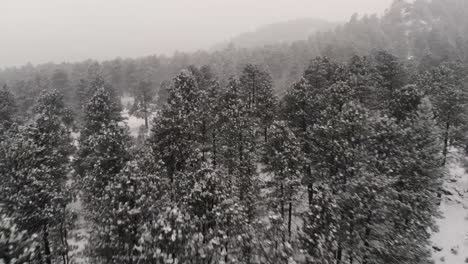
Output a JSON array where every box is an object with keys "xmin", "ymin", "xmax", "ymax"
[{"xmin": 1, "ymin": 0, "xmax": 467, "ymax": 117}]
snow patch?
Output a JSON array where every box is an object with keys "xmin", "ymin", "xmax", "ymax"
[{"xmin": 431, "ymin": 159, "xmax": 468, "ymax": 264}]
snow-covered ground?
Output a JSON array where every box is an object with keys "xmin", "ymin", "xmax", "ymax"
[
  {"xmin": 121, "ymin": 109, "xmax": 146, "ymax": 137},
  {"xmin": 431, "ymin": 156, "xmax": 468, "ymax": 263},
  {"xmin": 121, "ymin": 95, "xmax": 155, "ymax": 137}
]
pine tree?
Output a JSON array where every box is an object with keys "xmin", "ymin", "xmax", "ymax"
[
  {"xmin": 280, "ymin": 78, "xmax": 318, "ymax": 206},
  {"xmin": 0, "ymin": 90, "xmax": 74, "ymax": 264},
  {"xmin": 0, "ymin": 213, "xmax": 39, "ymax": 264},
  {"xmin": 239, "ymin": 64, "xmax": 277, "ymax": 142},
  {"xmin": 426, "ymin": 62, "xmax": 468, "ymax": 164},
  {"xmin": 149, "ymin": 70, "xmax": 204, "ymax": 201},
  {"xmin": 303, "ymin": 57, "xmax": 338, "ymax": 90},
  {"xmin": 0, "ymin": 85, "xmax": 17, "ymax": 137},
  {"xmin": 75, "ymin": 73, "xmax": 121, "ymax": 125},
  {"xmin": 91, "ymin": 160, "xmax": 157, "ymax": 263},
  {"xmin": 75, "ymin": 85, "xmax": 125, "ymax": 179},
  {"xmin": 346, "ymin": 55, "xmax": 381, "ymax": 109},
  {"xmin": 216, "ymin": 78, "xmax": 260, "ymax": 263},
  {"xmin": 130, "ymin": 80, "xmax": 155, "ymax": 129},
  {"xmin": 373, "ymin": 51, "xmax": 408, "ymax": 107},
  {"xmin": 263, "ymin": 121, "xmax": 302, "ymax": 237},
  {"xmin": 302, "ymin": 101, "xmax": 386, "ymax": 264},
  {"xmin": 386, "ymin": 84, "xmax": 423, "ymax": 121},
  {"xmin": 376, "ymin": 98, "xmax": 445, "ymax": 264},
  {"xmin": 189, "ymin": 65, "xmax": 221, "ymax": 164},
  {"xmin": 139, "ymin": 163, "xmax": 250, "ymax": 264},
  {"xmin": 74, "ymin": 85, "xmax": 131, "ymax": 262}
]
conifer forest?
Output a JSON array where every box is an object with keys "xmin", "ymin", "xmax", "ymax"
[{"xmin": 1, "ymin": 0, "xmax": 468, "ymax": 263}]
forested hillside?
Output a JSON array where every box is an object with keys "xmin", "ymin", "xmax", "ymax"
[
  {"xmin": 1, "ymin": 0, "xmax": 467, "ymax": 115},
  {"xmin": 1, "ymin": 0, "xmax": 468, "ymax": 263},
  {"xmin": 211, "ymin": 18, "xmax": 338, "ymax": 50}
]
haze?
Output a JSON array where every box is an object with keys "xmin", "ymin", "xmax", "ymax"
[{"xmin": 0, "ymin": 0, "xmax": 392, "ymax": 68}]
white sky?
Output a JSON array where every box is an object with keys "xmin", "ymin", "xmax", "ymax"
[{"xmin": 0, "ymin": 0, "xmax": 393, "ymax": 68}]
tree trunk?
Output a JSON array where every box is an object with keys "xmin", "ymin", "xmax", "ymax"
[
  {"xmin": 60, "ymin": 212, "xmax": 70, "ymax": 264},
  {"xmin": 308, "ymin": 182, "xmax": 313, "ymax": 206},
  {"xmin": 43, "ymin": 224, "xmax": 52, "ymax": 264},
  {"xmin": 336, "ymin": 246, "xmax": 342, "ymax": 264},
  {"xmin": 212, "ymin": 132, "xmax": 217, "ymax": 167},
  {"xmin": 288, "ymin": 202, "xmax": 292, "ymax": 238},
  {"xmin": 442, "ymin": 121, "xmax": 450, "ymax": 166},
  {"xmin": 362, "ymin": 211, "xmax": 373, "ymax": 264},
  {"xmin": 37, "ymin": 245, "xmax": 44, "ymax": 264},
  {"xmin": 202, "ymin": 120, "xmax": 207, "ymax": 162},
  {"xmin": 280, "ymin": 183, "xmax": 285, "ymax": 219},
  {"xmin": 143, "ymin": 102, "xmax": 149, "ymax": 129},
  {"xmin": 144, "ymin": 112, "xmax": 148, "ymax": 130}
]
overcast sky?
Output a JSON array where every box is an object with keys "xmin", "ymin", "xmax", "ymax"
[{"xmin": 0, "ymin": 0, "xmax": 393, "ymax": 68}]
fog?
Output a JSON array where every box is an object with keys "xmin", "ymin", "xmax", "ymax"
[{"xmin": 0, "ymin": 0, "xmax": 392, "ymax": 68}]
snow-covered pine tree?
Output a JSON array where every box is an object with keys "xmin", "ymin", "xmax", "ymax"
[
  {"xmin": 93, "ymin": 160, "xmax": 157, "ymax": 263},
  {"xmin": 0, "ymin": 90, "xmax": 74, "ymax": 264},
  {"xmin": 373, "ymin": 51, "xmax": 407, "ymax": 93},
  {"xmin": 189, "ymin": 65, "xmax": 221, "ymax": 164},
  {"xmin": 0, "ymin": 84, "xmax": 17, "ymax": 132},
  {"xmin": 138, "ymin": 163, "xmax": 250, "ymax": 264},
  {"xmin": 0, "ymin": 212, "xmax": 39, "ymax": 264},
  {"xmin": 74, "ymin": 84, "xmax": 131, "ymax": 262},
  {"xmin": 425, "ymin": 62, "xmax": 468, "ymax": 164},
  {"xmin": 217, "ymin": 78, "xmax": 259, "ymax": 216},
  {"xmin": 386, "ymin": 84, "xmax": 423, "ymax": 121},
  {"xmin": 375, "ymin": 98, "xmax": 445, "ymax": 264},
  {"xmin": 149, "ymin": 70, "xmax": 204, "ymax": 201},
  {"xmin": 239, "ymin": 64, "xmax": 277, "ymax": 142},
  {"xmin": 216, "ymin": 78, "xmax": 260, "ymax": 263},
  {"xmin": 280, "ymin": 78, "xmax": 318, "ymax": 206},
  {"xmin": 130, "ymin": 80, "xmax": 155, "ymax": 129},
  {"xmin": 302, "ymin": 99, "xmax": 392, "ymax": 264},
  {"xmin": 75, "ymin": 72, "xmax": 122, "ymax": 125},
  {"xmin": 263, "ymin": 121, "xmax": 302, "ymax": 238},
  {"xmin": 303, "ymin": 57, "xmax": 339, "ymax": 90},
  {"xmin": 346, "ymin": 55, "xmax": 381, "ymax": 109}
]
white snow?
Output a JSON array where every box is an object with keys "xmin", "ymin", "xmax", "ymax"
[
  {"xmin": 120, "ymin": 95, "xmax": 155, "ymax": 138},
  {"xmin": 431, "ymin": 156, "xmax": 468, "ymax": 264},
  {"xmin": 121, "ymin": 109, "xmax": 146, "ymax": 138}
]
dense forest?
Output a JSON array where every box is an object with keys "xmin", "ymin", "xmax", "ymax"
[{"xmin": 1, "ymin": 0, "xmax": 468, "ymax": 263}]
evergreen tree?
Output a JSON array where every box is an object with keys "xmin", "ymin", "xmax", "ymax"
[
  {"xmin": 386, "ymin": 84, "xmax": 423, "ymax": 121},
  {"xmin": 280, "ymin": 78, "xmax": 317, "ymax": 206},
  {"xmin": 239, "ymin": 64, "xmax": 277, "ymax": 141},
  {"xmin": 139, "ymin": 163, "xmax": 250, "ymax": 264},
  {"xmin": 426, "ymin": 62, "xmax": 468, "ymax": 164},
  {"xmin": 217, "ymin": 78, "xmax": 260, "ymax": 262},
  {"xmin": 130, "ymin": 80, "xmax": 155, "ymax": 129},
  {"xmin": 149, "ymin": 70, "xmax": 204, "ymax": 201},
  {"xmin": 0, "ymin": 213, "xmax": 39, "ymax": 264},
  {"xmin": 0, "ymin": 90, "xmax": 74, "ymax": 264},
  {"xmin": 303, "ymin": 57, "xmax": 338, "ymax": 90},
  {"xmin": 346, "ymin": 55, "xmax": 381, "ymax": 109},
  {"xmin": 373, "ymin": 51, "xmax": 408, "ymax": 106},
  {"xmin": 376, "ymin": 98, "xmax": 445, "ymax": 264},
  {"xmin": 90, "ymin": 160, "xmax": 157, "ymax": 263},
  {"xmin": 263, "ymin": 121, "xmax": 302, "ymax": 237},
  {"xmin": 0, "ymin": 85, "xmax": 17, "ymax": 135},
  {"xmin": 74, "ymin": 85, "xmax": 131, "ymax": 262},
  {"xmin": 302, "ymin": 101, "xmax": 392, "ymax": 264},
  {"xmin": 189, "ymin": 65, "xmax": 220, "ymax": 164}
]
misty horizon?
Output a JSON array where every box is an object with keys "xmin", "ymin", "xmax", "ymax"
[{"xmin": 1, "ymin": 0, "xmax": 392, "ymax": 68}]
